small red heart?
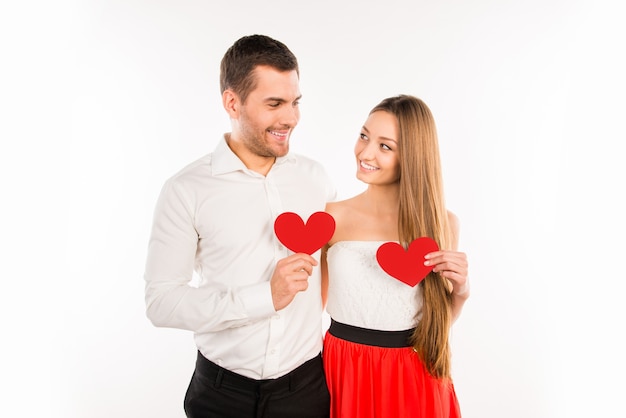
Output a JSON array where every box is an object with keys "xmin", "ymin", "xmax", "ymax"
[
  {"xmin": 274, "ymin": 212, "xmax": 335, "ymax": 255},
  {"xmin": 376, "ymin": 237, "xmax": 440, "ymax": 286}
]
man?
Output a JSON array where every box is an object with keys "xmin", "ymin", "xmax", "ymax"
[{"xmin": 144, "ymin": 35, "xmax": 336, "ymax": 417}]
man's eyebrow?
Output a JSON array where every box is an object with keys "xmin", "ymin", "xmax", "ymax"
[{"xmin": 264, "ymin": 95, "xmax": 302, "ymax": 103}]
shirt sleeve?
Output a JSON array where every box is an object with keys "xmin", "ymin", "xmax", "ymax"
[{"xmin": 143, "ymin": 179, "xmax": 276, "ymax": 334}]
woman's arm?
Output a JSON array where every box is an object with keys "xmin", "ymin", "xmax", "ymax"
[{"xmin": 425, "ymin": 211, "xmax": 470, "ymax": 322}]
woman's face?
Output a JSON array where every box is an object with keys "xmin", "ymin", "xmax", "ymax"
[{"xmin": 354, "ymin": 110, "xmax": 400, "ymax": 185}]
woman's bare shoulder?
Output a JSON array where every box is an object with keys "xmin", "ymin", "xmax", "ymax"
[
  {"xmin": 325, "ymin": 195, "xmax": 366, "ymax": 244},
  {"xmin": 325, "ymin": 195, "xmax": 362, "ymax": 218}
]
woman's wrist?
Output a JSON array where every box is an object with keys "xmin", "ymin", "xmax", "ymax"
[{"xmin": 452, "ymin": 283, "xmax": 470, "ymax": 299}]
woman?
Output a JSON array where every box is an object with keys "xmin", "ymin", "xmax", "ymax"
[{"xmin": 321, "ymin": 94, "xmax": 469, "ymax": 417}]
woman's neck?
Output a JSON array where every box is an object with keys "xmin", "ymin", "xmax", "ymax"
[{"xmin": 360, "ymin": 184, "xmax": 400, "ymax": 216}]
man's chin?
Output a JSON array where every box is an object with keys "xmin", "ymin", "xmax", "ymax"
[{"xmin": 271, "ymin": 144, "xmax": 290, "ymax": 157}]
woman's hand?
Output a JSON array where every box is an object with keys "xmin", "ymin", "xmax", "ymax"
[{"xmin": 425, "ymin": 250, "xmax": 469, "ymax": 299}]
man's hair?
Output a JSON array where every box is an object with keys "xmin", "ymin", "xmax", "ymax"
[{"xmin": 220, "ymin": 34, "xmax": 299, "ymax": 104}]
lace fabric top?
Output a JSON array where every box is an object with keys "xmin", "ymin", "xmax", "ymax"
[{"xmin": 326, "ymin": 241, "xmax": 423, "ymax": 331}]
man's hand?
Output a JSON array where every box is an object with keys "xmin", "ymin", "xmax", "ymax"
[{"xmin": 270, "ymin": 253, "xmax": 318, "ymax": 311}]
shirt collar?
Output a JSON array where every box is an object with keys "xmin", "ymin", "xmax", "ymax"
[{"xmin": 211, "ymin": 135, "xmax": 297, "ymax": 176}]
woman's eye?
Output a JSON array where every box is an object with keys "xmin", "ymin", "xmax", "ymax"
[
  {"xmin": 359, "ymin": 133, "xmax": 368, "ymax": 140},
  {"xmin": 381, "ymin": 143, "xmax": 392, "ymax": 150}
]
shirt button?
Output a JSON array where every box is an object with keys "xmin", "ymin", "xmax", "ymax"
[{"xmin": 270, "ymin": 349, "xmax": 276, "ymax": 355}]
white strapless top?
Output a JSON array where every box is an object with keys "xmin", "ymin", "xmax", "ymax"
[{"xmin": 325, "ymin": 241, "xmax": 423, "ymax": 331}]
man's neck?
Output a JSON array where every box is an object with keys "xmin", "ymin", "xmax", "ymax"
[{"xmin": 224, "ymin": 133, "xmax": 276, "ymax": 176}]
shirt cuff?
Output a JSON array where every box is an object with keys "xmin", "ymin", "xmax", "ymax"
[{"xmin": 238, "ymin": 281, "xmax": 276, "ymax": 319}]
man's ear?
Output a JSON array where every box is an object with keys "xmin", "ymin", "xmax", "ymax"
[{"xmin": 222, "ymin": 89, "xmax": 239, "ymax": 118}]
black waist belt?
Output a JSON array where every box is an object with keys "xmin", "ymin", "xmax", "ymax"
[
  {"xmin": 194, "ymin": 351, "xmax": 322, "ymax": 392},
  {"xmin": 328, "ymin": 319, "xmax": 415, "ymax": 348}
]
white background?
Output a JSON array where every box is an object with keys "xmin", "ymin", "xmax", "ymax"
[{"xmin": 2, "ymin": 0, "xmax": 625, "ymax": 417}]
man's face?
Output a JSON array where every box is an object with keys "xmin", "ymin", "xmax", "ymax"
[{"xmin": 235, "ymin": 66, "xmax": 301, "ymax": 158}]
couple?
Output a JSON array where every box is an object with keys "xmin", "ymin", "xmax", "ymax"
[{"xmin": 144, "ymin": 34, "xmax": 469, "ymax": 418}]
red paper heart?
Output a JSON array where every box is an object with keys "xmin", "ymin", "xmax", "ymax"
[
  {"xmin": 376, "ymin": 237, "xmax": 440, "ymax": 286},
  {"xmin": 274, "ymin": 212, "xmax": 335, "ymax": 255}
]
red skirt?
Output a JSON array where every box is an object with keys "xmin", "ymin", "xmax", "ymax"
[{"xmin": 323, "ymin": 321, "xmax": 461, "ymax": 418}]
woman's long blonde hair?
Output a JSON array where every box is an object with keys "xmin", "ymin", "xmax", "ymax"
[{"xmin": 370, "ymin": 95, "xmax": 453, "ymax": 379}]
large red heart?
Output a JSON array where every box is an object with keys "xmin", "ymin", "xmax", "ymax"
[
  {"xmin": 376, "ymin": 237, "xmax": 440, "ymax": 286},
  {"xmin": 274, "ymin": 212, "xmax": 335, "ymax": 255}
]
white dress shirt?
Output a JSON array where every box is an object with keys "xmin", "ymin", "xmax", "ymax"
[{"xmin": 144, "ymin": 137, "xmax": 336, "ymax": 379}]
